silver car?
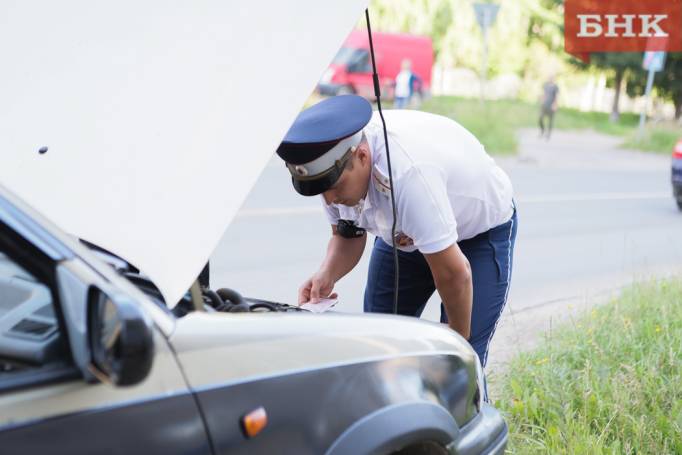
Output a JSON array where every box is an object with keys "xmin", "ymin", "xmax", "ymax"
[{"xmin": 0, "ymin": 184, "xmax": 507, "ymax": 453}]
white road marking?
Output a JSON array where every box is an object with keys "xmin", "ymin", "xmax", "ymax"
[
  {"xmin": 518, "ymin": 192, "xmax": 670, "ymax": 203},
  {"xmin": 235, "ymin": 206, "xmax": 323, "ymax": 218},
  {"xmin": 235, "ymin": 192, "xmax": 671, "ymax": 219}
]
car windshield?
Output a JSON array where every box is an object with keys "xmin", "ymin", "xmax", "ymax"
[{"xmin": 332, "ymin": 47, "xmax": 366, "ymax": 66}]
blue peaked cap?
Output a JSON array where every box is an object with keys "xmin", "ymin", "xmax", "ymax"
[{"xmin": 276, "ymin": 95, "xmax": 372, "ymax": 165}]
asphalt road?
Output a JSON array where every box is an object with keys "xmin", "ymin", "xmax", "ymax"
[{"xmin": 210, "ymin": 127, "xmax": 682, "ymax": 366}]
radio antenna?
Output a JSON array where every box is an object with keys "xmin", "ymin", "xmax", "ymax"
[{"xmin": 365, "ymin": 9, "xmax": 399, "ymax": 314}]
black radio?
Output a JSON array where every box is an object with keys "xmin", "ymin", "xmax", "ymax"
[{"xmin": 337, "ymin": 219, "xmax": 366, "ymax": 238}]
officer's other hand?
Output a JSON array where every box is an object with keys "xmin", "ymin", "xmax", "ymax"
[{"xmin": 298, "ymin": 273, "xmax": 337, "ymax": 305}]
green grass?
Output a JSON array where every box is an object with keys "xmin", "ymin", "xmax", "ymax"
[
  {"xmin": 420, "ymin": 97, "xmax": 534, "ymax": 155},
  {"xmin": 554, "ymin": 108, "xmax": 638, "ymax": 136},
  {"xmin": 621, "ymin": 126, "xmax": 680, "ymax": 154},
  {"xmin": 420, "ymin": 96, "xmax": 678, "ymax": 155},
  {"xmin": 494, "ymin": 279, "xmax": 682, "ymax": 454}
]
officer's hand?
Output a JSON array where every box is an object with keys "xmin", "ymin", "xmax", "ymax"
[{"xmin": 298, "ymin": 272, "xmax": 337, "ymax": 305}]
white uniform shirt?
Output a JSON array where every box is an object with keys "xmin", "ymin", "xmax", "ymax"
[{"xmin": 323, "ymin": 110, "xmax": 514, "ymax": 254}]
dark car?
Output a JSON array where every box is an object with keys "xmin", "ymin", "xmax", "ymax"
[{"xmin": 673, "ymin": 138, "xmax": 682, "ymax": 211}]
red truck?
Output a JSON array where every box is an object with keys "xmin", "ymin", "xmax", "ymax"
[{"xmin": 318, "ymin": 30, "xmax": 433, "ymax": 101}]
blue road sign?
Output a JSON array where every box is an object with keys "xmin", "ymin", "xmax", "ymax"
[
  {"xmin": 643, "ymin": 51, "xmax": 666, "ymax": 72},
  {"xmin": 473, "ymin": 3, "xmax": 500, "ymax": 31}
]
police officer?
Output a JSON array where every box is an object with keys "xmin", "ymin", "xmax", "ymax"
[{"xmin": 276, "ymin": 95, "xmax": 517, "ymax": 366}]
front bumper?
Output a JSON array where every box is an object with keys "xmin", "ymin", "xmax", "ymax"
[
  {"xmin": 448, "ymin": 403, "xmax": 508, "ymax": 455},
  {"xmin": 672, "ymin": 159, "xmax": 682, "ymax": 198}
]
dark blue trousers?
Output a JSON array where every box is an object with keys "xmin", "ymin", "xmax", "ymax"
[{"xmin": 364, "ymin": 209, "xmax": 517, "ymax": 366}]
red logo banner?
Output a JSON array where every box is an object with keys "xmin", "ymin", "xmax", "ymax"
[{"xmin": 565, "ymin": 0, "xmax": 682, "ymax": 62}]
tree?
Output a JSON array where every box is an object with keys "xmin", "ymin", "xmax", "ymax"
[
  {"xmin": 589, "ymin": 53, "xmax": 643, "ymax": 121},
  {"xmin": 524, "ymin": 0, "xmax": 563, "ymax": 52},
  {"xmin": 430, "ymin": 0, "xmax": 452, "ymax": 64},
  {"xmin": 369, "ymin": 0, "xmax": 452, "ymax": 63},
  {"xmin": 657, "ymin": 53, "xmax": 682, "ymax": 120}
]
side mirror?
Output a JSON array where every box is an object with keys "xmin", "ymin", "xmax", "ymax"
[{"xmin": 87, "ymin": 289, "xmax": 154, "ymax": 386}]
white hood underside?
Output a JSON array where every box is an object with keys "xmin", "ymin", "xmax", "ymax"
[{"xmin": 0, "ymin": 0, "xmax": 366, "ymax": 304}]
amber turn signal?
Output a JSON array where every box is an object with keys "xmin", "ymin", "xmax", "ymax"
[{"xmin": 241, "ymin": 406, "xmax": 268, "ymax": 438}]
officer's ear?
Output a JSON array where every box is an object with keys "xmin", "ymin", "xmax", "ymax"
[{"xmin": 355, "ymin": 141, "xmax": 371, "ymax": 167}]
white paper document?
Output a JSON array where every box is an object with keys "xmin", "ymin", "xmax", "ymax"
[{"xmin": 300, "ymin": 298, "xmax": 338, "ymax": 313}]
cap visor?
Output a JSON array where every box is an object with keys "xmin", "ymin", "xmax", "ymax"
[{"xmin": 291, "ymin": 167, "xmax": 343, "ymax": 196}]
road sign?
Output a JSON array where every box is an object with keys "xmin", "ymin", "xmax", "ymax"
[
  {"xmin": 473, "ymin": 3, "xmax": 499, "ymax": 103},
  {"xmin": 473, "ymin": 3, "xmax": 500, "ymax": 30},
  {"xmin": 643, "ymin": 51, "xmax": 666, "ymax": 72}
]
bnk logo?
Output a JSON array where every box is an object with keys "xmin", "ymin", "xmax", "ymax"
[
  {"xmin": 565, "ymin": 0, "xmax": 682, "ymax": 62},
  {"xmin": 577, "ymin": 14, "xmax": 668, "ymax": 38}
]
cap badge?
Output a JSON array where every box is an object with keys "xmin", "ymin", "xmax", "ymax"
[{"xmin": 293, "ymin": 165, "xmax": 309, "ymax": 177}]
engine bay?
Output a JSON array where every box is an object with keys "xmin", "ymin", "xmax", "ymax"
[
  {"xmin": 83, "ymin": 242, "xmax": 307, "ymax": 317},
  {"xmin": 123, "ymin": 270, "xmax": 307, "ymax": 317}
]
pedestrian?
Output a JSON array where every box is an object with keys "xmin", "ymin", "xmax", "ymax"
[
  {"xmin": 539, "ymin": 74, "xmax": 559, "ymax": 140},
  {"xmin": 393, "ymin": 59, "xmax": 422, "ymax": 109},
  {"xmin": 275, "ymin": 95, "xmax": 517, "ymax": 367}
]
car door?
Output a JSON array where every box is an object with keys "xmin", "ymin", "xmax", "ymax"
[{"xmin": 0, "ymin": 207, "xmax": 212, "ymax": 455}]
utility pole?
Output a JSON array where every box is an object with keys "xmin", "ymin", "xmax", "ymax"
[{"xmin": 638, "ymin": 51, "xmax": 666, "ymax": 140}]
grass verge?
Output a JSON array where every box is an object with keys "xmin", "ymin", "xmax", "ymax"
[
  {"xmin": 420, "ymin": 96, "xmax": 678, "ymax": 155},
  {"xmin": 495, "ymin": 279, "xmax": 682, "ymax": 454},
  {"xmin": 621, "ymin": 126, "xmax": 680, "ymax": 154},
  {"xmin": 419, "ymin": 97, "xmax": 533, "ymax": 155}
]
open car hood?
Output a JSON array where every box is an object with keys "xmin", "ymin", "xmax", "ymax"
[{"xmin": 0, "ymin": 1, "xmax": 366, "ymax": 304}]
